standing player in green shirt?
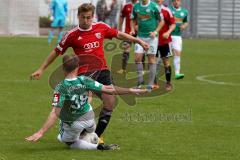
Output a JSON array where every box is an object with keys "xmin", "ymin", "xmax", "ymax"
[
  {"xmin": 26, "ymin": 55, "xmax": 147, "ymax": 150},
  {"xmin": 130, "ymin": 0, "xmax": 164, "ymax": 89},
  {"xmin": 169, "ymin": 0, "xmax": 189, "ymax": 79}
]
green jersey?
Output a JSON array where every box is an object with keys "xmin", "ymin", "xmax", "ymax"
[
  {"xmin": 52, "ymin": 76, "xmax": 103, "ymax": 124},
  {"xmin": 169, "ymin": 5, "xmax": 188, "ymax": 36},
  {"xmin": 131, "ymin": 1, "xmax": 161, "ymax": 38}
]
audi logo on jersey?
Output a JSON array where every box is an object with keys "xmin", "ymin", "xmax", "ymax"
[{"xmin": 84, "ymin": 41, "xmax": 100, "ymax": 50}]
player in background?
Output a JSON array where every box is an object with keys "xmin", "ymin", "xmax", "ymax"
[
  {"xmin": 130, "ymin": 0, "xmax": 164, "ymax": 89},
  {"xmin": 117, "ymin": 0, "xmax": 138, "ymax": 74},
  {"xmin": 169, "ymin": 0, "xmax": 189, "ymax": 79},
  {"xmin": 26, "ymin": 55, "xmax": 147, "ymax": 150},
  {"xmin": 30, "ymin": 3, "xmax": 149, "ymax": 144},
  {"xmin": 154, "ymin": 0, "xmax": 176, "ymax": 91},
  {"xmin": 48, "ymin": 0, "xmax": 68, "ymax": 45}
]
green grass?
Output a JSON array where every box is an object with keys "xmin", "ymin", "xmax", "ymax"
[{"xmin": 0, "ymin": 37, "xmax": 240, "ymax": 160}]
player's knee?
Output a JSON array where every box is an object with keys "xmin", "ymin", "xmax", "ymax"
[{"xmin": 102, "ymin": 96, "xmax": 116, "ymax": 110}]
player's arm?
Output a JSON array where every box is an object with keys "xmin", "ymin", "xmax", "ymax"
[
  {"xmin": 163, "ymin": 23, "xmax": 176, "ymax": 39},
  {"xmin": 150, "ymin": 19, "xmax": 165, "ymax": 39},
  {"xmin": 180, "ymin": 22, "xmax": 188, "ymax": 30},
  {"xmin": 180, "ymin": 13, "xmax": 189, "ymax": 30},
  {"xmin": 116, "ymin": 31, "xmax": 149, "ymax": 51},
  {"xmin": 118, "ymin": 6, "xmax": 125, "ymax": 31},
  {"xmin": 130, "ymin": 19, "xmax": 137, "ymax": 35},
  {"xmin": 101, "ymin": 85, "xmax": 147, "ymax": 95},
  {"xmin": 150, "ymin": 7, "xmax": 165, "ymax": 38},
  {"xmin": 30, "ymin": 50, "xmax": 59, "ymax": 80},
  {"xmin": 118, "ymin": 16, "xmax": 124, "ymax": 31},
  {"xmin": 25, "ymin": 107, "xmax": 60, "ymax": 142},
  {"xmin": 49, "ymin": 0, "xmax": 55, "ymax": 20},
  {"xmin": 83, "ymin": 76, "xmax": 147, "ymax": 95}
]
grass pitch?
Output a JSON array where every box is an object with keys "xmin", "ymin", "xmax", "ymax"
[{"xmin": 0, "ymin": 37, "xmax": 240, "ymax": 160}]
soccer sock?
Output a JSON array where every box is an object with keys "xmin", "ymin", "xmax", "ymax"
[
  {"xmin": 136, "ymin": 62, "xmax": 144, "ymax": 84},
  {"xmin": 174, "ymin": 56, "xmax": 181, "ymax": 75},
  {"xmin": 122, "ymin": 52, "xmax": 129, "ymax": 70},
  {"xmin": 154, "ymin": 58, "xmax": 161, "ymax": 85},
  {"xmin": 57, "ymin": 31, "xmax": 63, "ymax": 43},
  {"xmin": 148, "ymin": 63, "xmax": 157, "ymax": 86},
  {"xmin": 95, "ymin": 108, "xmax": 112, "ymax": 137},
  {"xmin": 48, "ymin": 30, "xmax": 54, "ymax": 44},
  {"xmin": 165, "ymin": 66, "xmax": 172, "ymax": 82},
  {"xmin": 70, "ymin": 139, "xmax": 98, "ymax": 150},
  {"xmin": 142, "ymin": 55, "xmax": 146, "ymax": 70}
]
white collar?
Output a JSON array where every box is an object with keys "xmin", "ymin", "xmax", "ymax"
[
  {"xmin": 65, "ymin": 77, "xmax": 77, "ymax": 81},
  {"xmin": 140, "ymin": 0, "xmax": 150, "ymax": 7},
  {"xmin": 173, "ymin": 6, "xmax": 181, "ymax": 11},
  {"xmin": 78, "ymin": 25, "xmax": 92, "ymax": 31}
]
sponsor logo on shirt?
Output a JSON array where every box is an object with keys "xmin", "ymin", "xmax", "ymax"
[
  {"xmin": 95, "ymin": 33, "xmax": 102, "ymax": 39},
  {"xmin": 83, "ymin": 41, "xmax": 100, "ymax": 50}
]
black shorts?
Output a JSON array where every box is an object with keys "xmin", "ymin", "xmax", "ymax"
[
  {"xmin": 84, "ymin": 69, "xmax": 113, "ymax": 85},
  {"xmin": 156, "ymin": 44, "xmax": 173, "ymax": 58}
]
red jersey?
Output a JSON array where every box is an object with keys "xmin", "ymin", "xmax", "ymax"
[
  {"xmin": 158, "ymin": 5, "xmax": 175, "ymax": 46},
  {"xmin": 120, "ymin": 2, "xmax": 134, "ymax": 34},
  {"xmin": 55, "ymin": 22, "xmax": 118, "ymax": 74}
]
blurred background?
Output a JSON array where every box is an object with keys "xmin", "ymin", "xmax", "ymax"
[{"xmin": 0, "ymin": 0, "xmax": 239, "ymax": 38}]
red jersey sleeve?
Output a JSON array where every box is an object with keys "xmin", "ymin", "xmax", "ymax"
[
  {"xmin": 54, "ymin": 31, "xmax": 73, "ymax": 55},
  {"xmin": 102, "ymin": 23, "xmax": 118, "ymax": 39},
  {"xmin": 167, "ymin": 8, "xmax": 175, "ymax": 25}
]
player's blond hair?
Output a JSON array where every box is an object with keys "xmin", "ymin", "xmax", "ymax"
[{"xmin": 78, "ymin": 3, "xmax": 95, "ymax": 16}]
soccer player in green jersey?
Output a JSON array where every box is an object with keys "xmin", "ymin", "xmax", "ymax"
[
  {"xmin": 130, "ymin": 0, "xmax": 164, "ymax": 89},
  {"xmin": 26, "ymin": 55, "xmax": 147, "ymax": 150},
  {"xmin": 169, "ymin": 0, "xmax": 189, "ymax": 79}
]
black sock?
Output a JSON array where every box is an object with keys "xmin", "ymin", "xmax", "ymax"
[
  {"xmin": 122, "ymin": 52, "xmax": 129, "ymax": 70},
  {"xmin": 165, "ymin": 66, "xmax": 172, "ymax": 82},
  {"xmin": 95, "ymin": 108, "xmax": 112, "ymax": 137},
  {"xmin": 142, "ymin": 54, "xmax": 146, "ymax": 70}
]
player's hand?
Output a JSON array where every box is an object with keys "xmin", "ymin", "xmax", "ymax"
[
  {"xmin": 130, "ymin": 88, "xmax": 147, "ymax": 95},
  {"xmin": 180, "ymin": 25, "xmax": 186, "ymax": 30},
  {"xmin": 130, "ymin": 30, "xmax": 135, "ymax": 36},
  {"xmin": 163, "ymin": 32, "xmax": 170, "ymax": 39},
  {"xmin": 149, "ymin": 31, "xmax": 157, "ymax": 39},
  {"xmin": 30, "ymin": 69, "xmax": 43, "ymax": 80},
  {"xmin": 25, "ymin": 132, "xmax": 43, "ymax": 142},
  {"xmin": 139, "ymin": 41, "xmax": 149, "ymax": 51},
  {"xmin": 50, "ymin": 16, "xmax": 54, "ymax": 21}
]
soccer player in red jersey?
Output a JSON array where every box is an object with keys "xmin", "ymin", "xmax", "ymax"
[
  {"xmin": 117, "ymin": 0, "xmax": 138, "ymax": 74},
  {"xmin": 30, "ymin": 3, "xmax": 149, "ymax": 143},
  {"xmin": 155, "ymin": 0, "xmax": 176, "ymax": 91}
]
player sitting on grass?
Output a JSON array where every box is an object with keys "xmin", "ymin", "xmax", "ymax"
[{"xmin": 25, "ymin": 55, "xmax": 147, "ymax": 150}]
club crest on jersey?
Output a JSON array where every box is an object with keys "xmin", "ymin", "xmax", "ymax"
[
  {"xmin": 146, "ymin": 8, "xmax": 150, "ymax": 13},
  {"xmin": 78, "ymin": 36, "xmax": 82, "ymax": 40},
  {"xmin": 180, "ymin": 12, "xmax": 185, "ymax": 17},
  {"xmin": 52, "ymin": 93, "xmax": 60, "ymax": 106},
  {"xmin": 95, "ymin": 33, "xmax": 101, "ymax": 39}
]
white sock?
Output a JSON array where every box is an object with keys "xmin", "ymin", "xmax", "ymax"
[
  {"xmin": 148, "ymin": 63, "xmax": 157, "ymax": 86},
  {"xmin": 174, "ymin": 56, "xmax": 181, "ymax": 75},
  {"xmin": 70, "ymin": 139, "xmax": 98, "ymax": 150}
]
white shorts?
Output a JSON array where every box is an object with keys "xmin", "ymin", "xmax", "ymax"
[
  {"xmin": 135, "ymin": 36, "xmax": 158, "ymax": 55},
  {"xmin": 58, "ymin": 109, "xmax": 96, "ymax": 143},
  {"xmin": 171, "ymin": 36, "xmax": 182, "ymax": 52}
]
